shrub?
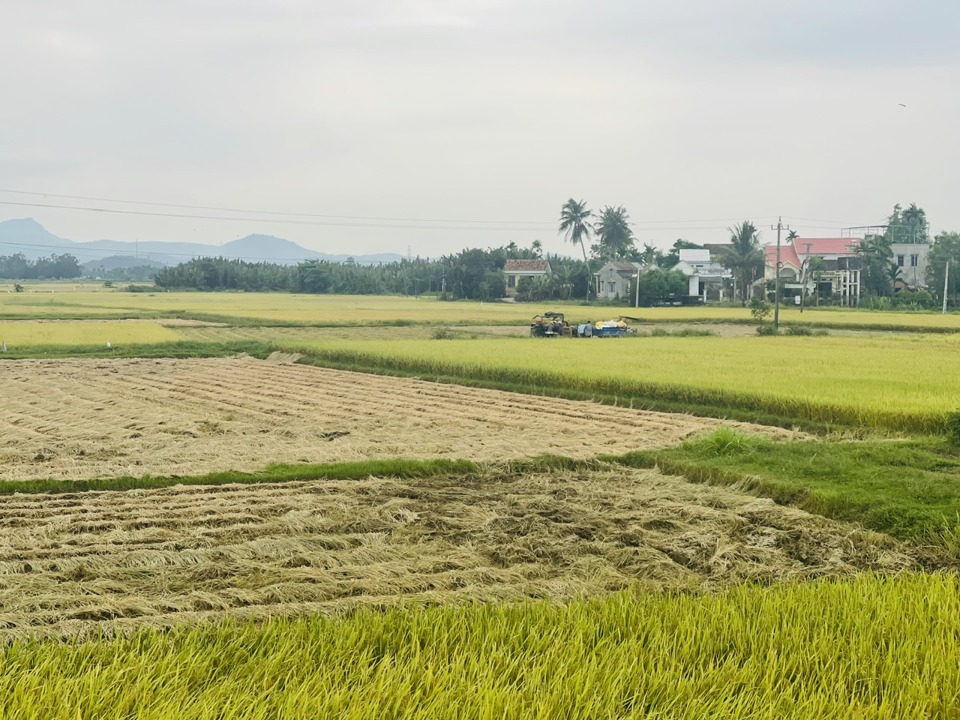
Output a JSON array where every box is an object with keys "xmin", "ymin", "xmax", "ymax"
[
  {"xmin": 784, "ymin": 325, "xmax": 827, "ymax": 337},
  {"xmin": 948, "ymin": 411, "xmax": 960, "ymax": 446},
  {"xmin": 749, "ymin": 297, "xmax": 772, "ymax": 324},
  {"xmin": 431, "ymin": 327, "xmax": 453, "ymax": 340},
  {"xmin": 756, "ymin": 324, "xmax": 779, "ymax": 336}
]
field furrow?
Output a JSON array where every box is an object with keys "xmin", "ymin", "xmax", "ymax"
[{"xmin": 0, "ymin": 358, "xmax": 793, "ymax": 481}]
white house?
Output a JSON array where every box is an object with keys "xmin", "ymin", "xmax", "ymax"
[{"xmin": 672, "ymin": 249, "xmax": 732, "ymax": 301}]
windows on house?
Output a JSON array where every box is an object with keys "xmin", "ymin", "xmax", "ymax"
[
  {"xmin": 897, "ymin": 255, "xmax": 905, "ymax": 267},
  {"xmin": 910, "ymin": 254, "xmax": 919, "ymax": 267}
]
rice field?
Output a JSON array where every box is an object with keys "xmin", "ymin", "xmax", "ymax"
[
  {"xmin": 0, "ymin": 466, "xmax": 912, "ymax": 641},
  {"xmin": 3, "ymin": 291, "xmax": 959, "ymax": 714},
  {"xmin": 0, "ymin": 319, "xmax": 181, "ymax": 348},
  {"xmin": 288, "ymin": 333, "xmax": 960, "ymax": 431},
  {"xmin": 1, "ymin": 573, "xmax": 958, "ymax": 718},
  {"xmin": 0, "ymin": 357, "xmax": 775, "ymax": 481},
  {"xmin": 3, "ymin": 287, "xmax": 960, "ymax": 330}
]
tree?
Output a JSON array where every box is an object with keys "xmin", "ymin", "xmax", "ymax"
[
  {"xmin": 633, "ymin": 268, "xmax": 687, "ymax": 306},
  {"xmin": 858, "ymin": 234, "xmax": 895, "ymax": 296},
  {"xmin": 886, "ymin": 203, "xmax": 929, "ymax": 244},
  {"xmin": 928, "ymin": 231, "xmax": 960, "ymax": 306},
  {"xmin": 594, "ymin": 206, "xmax": 635, "ymax": 261},
  {"xmin": 558, "ymin": 199, "xmax": 594, "ymax": 299},
  {"xmin": 719, "ymin": 222, "xmax": 763, "ymax": 305},
  {"xmin": 805, "ymin": 255, "xmax": 826, "ymax": 307},
  {"xmin": 638, "ymin": 243, "xmax": 662, "ymax": 266}
]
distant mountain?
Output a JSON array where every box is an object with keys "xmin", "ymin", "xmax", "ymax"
[{"xmin": 0, "ymin": 219, "xmax": 405, "ymax": 267}]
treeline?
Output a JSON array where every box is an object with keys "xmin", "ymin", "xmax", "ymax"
[
  {"xmin": 0, "ymin": 253, "xmax": 81, "ymax": 279},
  {"xmin": 154, "ymin": 244, "xmax": 593, "ymax": 300}
]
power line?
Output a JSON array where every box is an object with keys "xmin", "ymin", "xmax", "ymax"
[
  {"xmin": 0, "ymin": 188, "xmax": 785, "ymax": 229},
  {"xmin": 0, "ymin": 189, "xmax": 549, "ymax": 226},
  {"xmin": 0, "ymin": 200, "xmax": 557, "ymax": 232},
  {"xmin": 0, "ymin": 199, "xmax": 787, "ymax": 234}
]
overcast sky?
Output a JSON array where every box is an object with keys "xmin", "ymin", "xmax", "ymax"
[{"xmin": 2, "ymin": 0, "xmax": 958, "ymax": 258}]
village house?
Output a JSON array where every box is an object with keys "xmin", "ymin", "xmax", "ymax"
[
  {"xmin": 764, "ymin": 238, "xmax": 862, "ymax": 306},
  {"xmin": 594, "ymin": 261, "xmax": 644, "ymax": 300},
  {"xmin": 671, "ymin": 248, "xmax": 732, "ymax": 302},
  {"xmin": 503, "ymin": 259, "xmax": 551, "ymax": 297}
]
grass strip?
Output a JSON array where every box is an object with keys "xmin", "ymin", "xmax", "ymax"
[
  {"xmin": 605, "ymin": 428, "xmax": 960, "ymax": 544},
  {"xmin": 0, "ymin": 459, "xmax": 477, "ymax": 495},
  {"xmin": 0, "ymin": 456, "xmax": 593, "ymax": 496},
  {"xmin": 0, "ymin": 340, "xmax": 276, "ymax": 360},
  {"xmin": 2, "ymin": 573, "xmax": 959, "ymax": 718}
]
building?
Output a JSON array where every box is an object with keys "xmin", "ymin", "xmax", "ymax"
[
  {"xmin": 764, "ymin": 238, "xmax": 862, "ymax": 306},
  {"xmin": 890, "ymin": 243, "xmax": 930, "ymax": 290},
  {"xmin": 594, "ymin": 261, "xmax": 644, "ymax": 300},
  {"xmin": 671, "ymin": 249, "xmax": 732, "ymax": 301},
  {"xmin": 503, "ymin": 259, "xmax": 551, "ymax": 297}
]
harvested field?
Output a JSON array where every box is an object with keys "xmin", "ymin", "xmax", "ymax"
[
  {"xmin": 0, "ymin": 358, "xmax": 792, "ymax": 481},
  {"xmin": 0, "ymin": 468, "xmax": 916, "ymax": 640}
]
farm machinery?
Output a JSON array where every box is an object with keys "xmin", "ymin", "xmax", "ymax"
[
  {"xmin": 530, "ymin": 312, "xmax": 571, "ymax": 337},
  {"xmin": 531, "ymin": 313, "xmax": 634, "ymax": 338}
]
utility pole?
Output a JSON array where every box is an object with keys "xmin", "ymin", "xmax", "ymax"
[
  {"xmin": 944, "ymin": 260, "xmax": 950, "ymax": 314},
  {"xmin": 771, "ymin": 217, "xmax": 789, "ymax": 331},
  {"xmin": 635, "ymin": 267, "xmax": 641, "ymax": 308}
]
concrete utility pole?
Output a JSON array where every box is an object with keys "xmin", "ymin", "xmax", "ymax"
[
  {"xmin": 771, "ymin": 217, "xmax": 789, "ymax": 331},
  {"xmin": 944, "ymin": 260, "xmax": 950, "ymax": 314}
]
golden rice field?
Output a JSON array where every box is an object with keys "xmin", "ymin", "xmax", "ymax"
[
  {"xmin": 0, "ymin": 357, "xmax": 771, "ymax": 481},
  {"xmin": 0, "ymin": 319, "xmax": 181, "ymax": 348},
  {"xmin": 0, "ymin": 466, "xmax": 911, "ymax": 641},
  {"xmin": 2, "ymin": 573, "xmax": 958, "ymax": 718},
  {"xmin": 2, "ymin": 287, "xmax": 960, "ymax": 329},
  {"xmin": 288, "ymin": 333, "xmax": 960, "ymax": 430}
]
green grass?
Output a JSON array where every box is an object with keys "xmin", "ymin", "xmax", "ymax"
[
  {"xmin": 615, "ymin": 428, "xmax": 960, "ymax": 542},
  {"xmin": 2, "ymin": 573, "xmax": 959, "ymax": 718},
  {"xmin": 0, "ymin": 340, "xmax": 275, "ymax": 360},
  {"xmin": 0, "ymin": 457, "xmax": 485, "ymax": 496}
]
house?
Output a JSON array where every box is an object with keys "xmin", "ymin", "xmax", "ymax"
[
  {"xmin": 671, "ymin": 249, "xmax": 732, "ymax": 301},
  {"xmin": 594, "ymin": 261, "xmax": 644, "ymax": 300},
  {"xmin": 764, "ymin": 238, "xmax": 862, "ymax": 306},
  {"xmin": 890, "ymin": 243, "xmax": 930, "ymax": 290},
  {"xmin": 503, "ymin": 259, "xmax": 551, "ymax": 297}
]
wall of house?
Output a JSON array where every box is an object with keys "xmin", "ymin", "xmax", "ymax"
[
  {"xmin": 595, "ymin": 267, "xmax": 632, "ymax": 299},
  {"xmin": 890, "ymin": 243, "xmax": 930, "ymax": 289}
]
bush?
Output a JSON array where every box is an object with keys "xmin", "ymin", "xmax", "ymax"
[
  {"xmin": 749, "ymin": 296, "xmax": 772, "ymax": 324},
  {"xmin": 948, "ymin": 412, "xmax": 960, "ymax": 446},
  {"xmin": 756, "ymin": 324, "xmax": 780, "ymax": 336},
  {"xmin": 431, "ymin": 327, "xmax": 453, "ymax": 340}
]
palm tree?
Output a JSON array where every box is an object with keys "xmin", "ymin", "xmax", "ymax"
[
  {"xmin": 595, "ymin": 206, "xmax": 635, "ymax": 260},
  {"xmin": 721, "ymin": 221, "xmax": 763, "ymax": 305},
  {"xmin": 558, "ymin": 199, "xmax": 594, "ymax": 299}
]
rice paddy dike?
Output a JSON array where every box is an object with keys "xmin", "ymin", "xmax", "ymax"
[{"xmin": 2, "ymin": 288, "xmax": 960, "ymax": 717}]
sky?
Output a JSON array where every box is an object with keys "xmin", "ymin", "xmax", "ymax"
[{"xmin": 2, "ymin": 0, "xmax": 959, "ymax": 259}]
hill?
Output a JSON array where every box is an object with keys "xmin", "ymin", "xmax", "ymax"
[{"xmin": 0, "ymin": 219, "xmax": 404, "ymax": 266}]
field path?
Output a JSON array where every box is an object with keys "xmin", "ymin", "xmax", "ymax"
[{"xmin": 0, "ymin": 357, "xmax": 792, "ymax": 481}]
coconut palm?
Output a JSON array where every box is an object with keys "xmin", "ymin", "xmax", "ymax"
[
  {"xmin": 595, "ymin": 205, "xmax": 635, "ymax": 260},
  {"xmin": 558, "ymin": 199, "xmax": 594, "ymax": 299},
  {"xmin": 720, "ymin": 221, "xmax": 763, "ymax": 305}
]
